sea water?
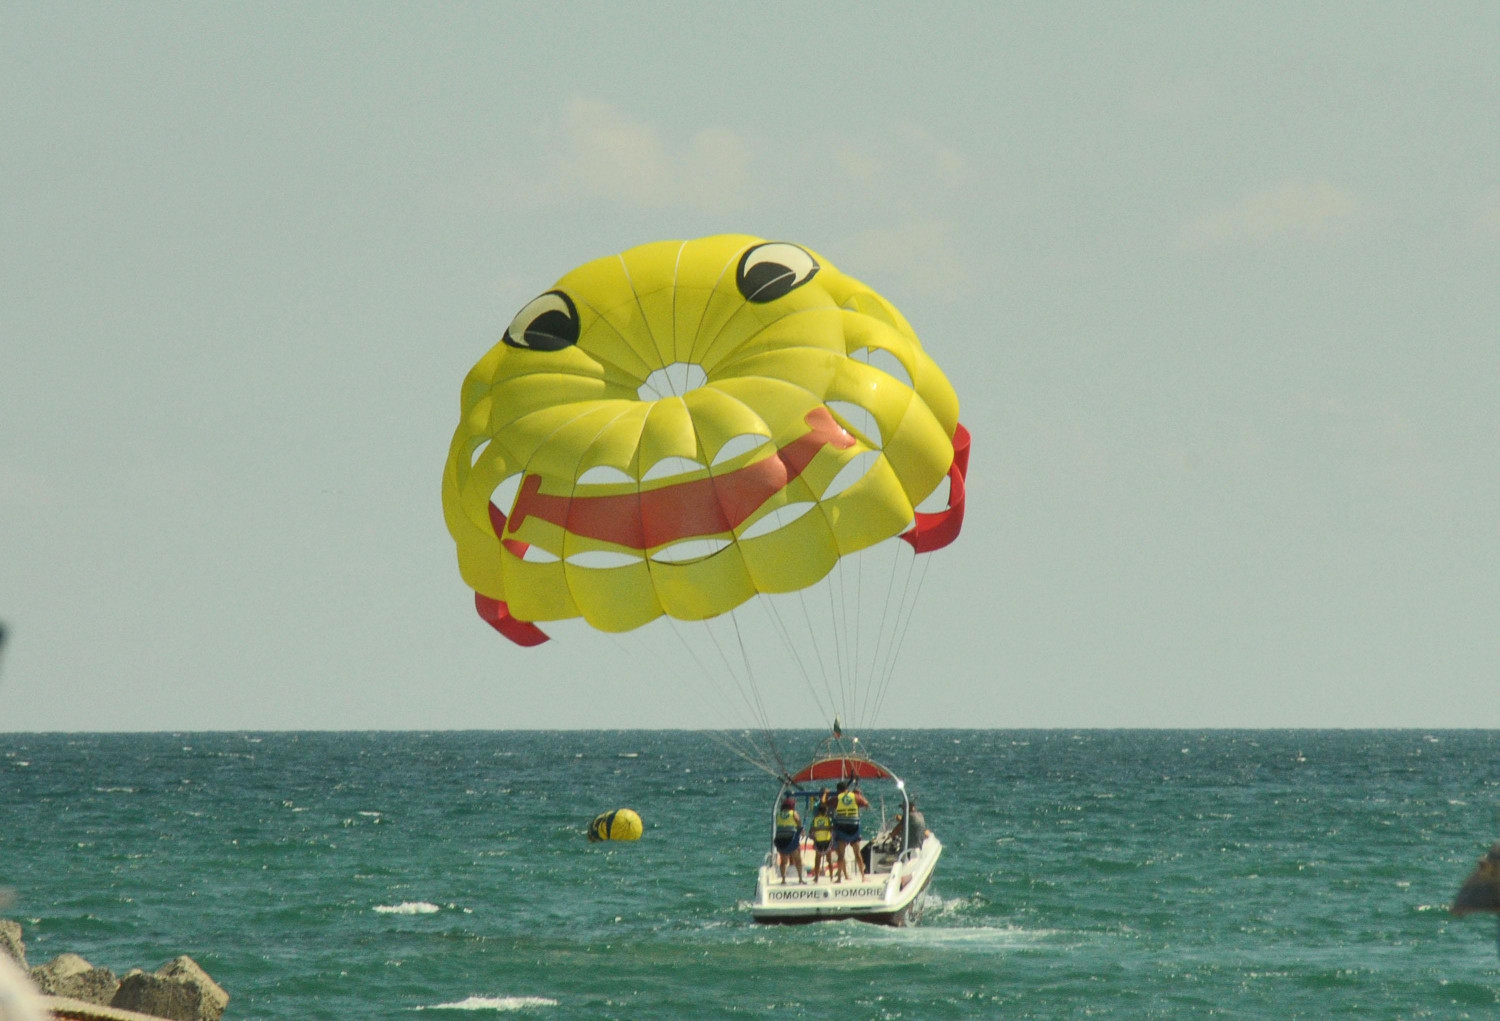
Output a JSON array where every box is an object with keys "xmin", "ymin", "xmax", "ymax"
[{"xmin": 1, "ymin": 730, "xmax": 1497, "ymax": 1019}]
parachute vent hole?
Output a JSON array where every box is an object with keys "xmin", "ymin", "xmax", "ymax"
[
  {"xmin": 827, "ymin": 401, "xmax": 883, "ymax": 449},
  {"xmin": 638, "ymin": 362, "xmax": 708, "ymax": 401},
  {"xmin": 578, "ymin": 465, "xmax": 636, "ymax": 486},
  {"xmin": 711, "ymin": 433, "xmax": 772, "ymax": 466},
  {"xmin": 469, "ymin": 439, "xmax": 490, "ymax": 468},
  {"xmin": 491, "ymin": 474, "xmax": 523, "ymax": 517},
  {"xmin": 822, "ymin": 450, "xmax": 882, "ymax": 500},
  {"xmin": 521, "ymin": 545, "xmax": 560, "ymax": 564},
  {"xmin": 642, "ymin": 456, "xmax": 707, "ymax": 482},
  {"xmin": 915, "ymin": 475, "xmax": 951, "ymax": 514},
  {"xmin": 650, "ymin": 538, "xmax": 731, "ymax": 564},
  {"xmin": 740, "ymin": 501, "xmax": 817, "ymax": 540},
  {"xmin": 565, "ymin": 550, "xmax": 643, "ymax": 569},
  {"xmin": 849, "ymin": 346, "xmax": 913, "ymax": 388}
]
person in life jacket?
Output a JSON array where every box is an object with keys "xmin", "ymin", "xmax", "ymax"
[
  {"xmin": 831, "ymin": 779, "xmax": 871, "ymax": 882},
  {"xmin": 773, "ymin": 796, "xmax": 805, "ymax": 883},
  {"xmin": 808, "ymin": 790, "xmax": 836, "ymax": 881}
]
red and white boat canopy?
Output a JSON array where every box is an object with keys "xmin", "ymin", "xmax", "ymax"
[{"xmin": 789, "ymin": 756, "xmax": 893, "ymax": 784}]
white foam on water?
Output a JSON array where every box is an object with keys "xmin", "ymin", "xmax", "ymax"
[
  {"xmin": 374, "ymin": 901, "xmax": 441, "ymax": 915},
  {"xmin": 841, "ymin": 923, "xmax": 1064, "ymax": 953},
  {"xmin": 416, "ymin": 995, "xmax": 558, "ymax": 1011}
]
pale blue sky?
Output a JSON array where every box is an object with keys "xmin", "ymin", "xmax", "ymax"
[{"xmin": 3, "ymin": 4, "xmax": 1497, "ymax": 730}]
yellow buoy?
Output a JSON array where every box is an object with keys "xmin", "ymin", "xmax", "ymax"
[{"xmin": 588, "ymin": 808, "xmax": 643, "ymax": 842}]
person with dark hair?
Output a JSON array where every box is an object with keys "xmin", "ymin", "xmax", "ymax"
[
  {"xmin": 878, "ymin": 797, "xmax": 929, "ymax": 855},
  {"xmin": 773, "ymin": 796, "xmax": 805, "ymax": 883},
  {"xmin": 808, "ymin": 790, "xmax": 835, "ymax": 880},
  {"xmin": 906, "ymin": 798, "xmax": 927, "ymax": 845},
  {"xmin": 831, "ymin": 779, "xmax": 870, "ymax": 882}
]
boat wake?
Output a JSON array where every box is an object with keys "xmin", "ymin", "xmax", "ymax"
[
  {"xmin": 416, "ymin": 996, "xmax": 558, "ymax": 1012},
  {"xmin": 842, "ymin": 922, "xmax": 1064, "ymax": 951}
]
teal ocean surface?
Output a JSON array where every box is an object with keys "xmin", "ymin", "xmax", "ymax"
[{"xmin": 2, "ymin": 730, "xmax": 1498, "ymax": 1018}]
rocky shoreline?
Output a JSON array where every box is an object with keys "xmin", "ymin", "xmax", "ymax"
[{"xmin": 0, "ymin": 920, "xmax": 227, "ymax": 1021}]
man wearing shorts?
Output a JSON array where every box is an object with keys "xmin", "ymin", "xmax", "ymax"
[{"xmin": 831, "ymin": 779, "xmax": 870, "ymax": 882}]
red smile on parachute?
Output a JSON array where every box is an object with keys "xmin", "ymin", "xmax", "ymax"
[{"xmin": 497, "ymin": 406, "xmax": 856, "ymax": 551}]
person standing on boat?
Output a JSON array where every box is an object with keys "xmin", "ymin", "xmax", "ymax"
[
  {"xmin": 773, "ymin": 796, "xmax": 805, "ymax": 883},
  {"xmin": 906, "ymin": 798, "xmax": 928, "ymax": 846},
  {"xmin": 832, "ymin": 779, "xmax": 870, "ymax": 882},
  {"xmin": 808, "ymin": 791, "xmax": 836, "ymax": 881}
]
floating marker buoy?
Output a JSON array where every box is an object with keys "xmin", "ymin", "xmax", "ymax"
[{"xmin": 588, "ymin": 808, "xmax": 643, "ymax": 842}]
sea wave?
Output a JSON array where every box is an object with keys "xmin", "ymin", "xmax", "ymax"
[
  {"xmin": 847, "ymin": 923, "xmax": 1063, "ymax": 951},
  {"xmin": 374, "ymin": 901, "xmax": 441, "ymax": 915},
  {"xmin": 416, "ymin": 996, "xmax": 558, "ymax": 1011},
  {"xmin": 925, "ymin": 892, "xmax": 986, "ymax": 917}
]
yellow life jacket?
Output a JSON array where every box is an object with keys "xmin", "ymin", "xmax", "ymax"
[
  {"xmin": 835, "ymin": 790, "xmax": 860, "ymax": 819},
  {"xmin": 810, "ymin": 812, "xmax": 834, "ymax": 841},
  {"xmin": 774, "ymin": 808, "xmax": 800, "ymax": 838}
]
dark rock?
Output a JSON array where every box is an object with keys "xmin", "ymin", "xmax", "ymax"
[
  {"xmin": 29, "ymin": 952, "xmax": 119, "ymax": 1004},
  {"xmin": 110, "ymin": 957, "xmax": 227, "ymax": 1021},
  {"xmin": 1451, "ymin": 842, "xmax": 1500, "ymax": 917},
  {"xmin": 0, "ymin": 918, "xmax": 25, "ymax": 969}
]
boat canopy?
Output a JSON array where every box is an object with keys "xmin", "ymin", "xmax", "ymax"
[{"xmin": 790, "ymin": 757, "xmax": 892, "ymax": 783}]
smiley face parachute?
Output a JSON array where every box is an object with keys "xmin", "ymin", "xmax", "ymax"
[{"xmin": 443, "ymin": 235, "xmax": 969, "ymax": 768}]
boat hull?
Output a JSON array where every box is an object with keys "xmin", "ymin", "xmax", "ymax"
[{"xmin": 751, "ymin": 834, "xmax": 942, "ymax": 927}]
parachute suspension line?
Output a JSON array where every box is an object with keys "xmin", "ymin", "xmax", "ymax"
[
  {"xmin": 718, "ymin": 737, "xmax": 785, "ymax": 780},
  {"xmin": 855, "ymin": 540, "xmax": 913, "ymax": 730},
  {"xmin": 794, "ymin": 586, "xmax": 843, "ymax": 726},
  {"xmin": 834, "ymin": 555, "xmax": 861, "ymax": 730},
  {"xmin": 705, "ymin": 614, "xmax": 778, "ymax": 751},
  {"xmin": 664, "ymin": 614, "xmax": 777, "ymax": 774},
  {"xmin": 869, "ymin": 547, "xmax": 933, "ymax": 729},
  {"xmin": 841, "ymin": 553, "xmax": 861, "ymax": 729},
  {"xmin": 725, "ymin": 608, "xmax": 790, "ymax": 779},
  {"xmin": 839, "ymin": 556, "xmax": 860, "ymax": 726},
  {"xmin": 686, "ymin": 607, "xmax": 783, "ymax": 776},
  {"xmin": 636, "ymin": 370, "xmax": 774, "ymax": 776},
  {"xmin": 798, "ymin": 581, "xmax": 846, "ymax": 716},
  {"xmin": 868, "ymin": 547, "xmax": 923, "ymax": 729},
  {"xmin": 823, "ymin": 559, "xmax": 852, "ymax": 730},
  {"xmin": 866, "ymin": 540, "xmax": 915, "ymax": 726},
  {"xmin": 608, "ymin": 624, "xmax": 775, "ymax": 776},
  {"xmin": 849, "ymin": 551, "xmax": 874, "ymax": 731},
  {"xmin": 858, "ymin": 533, "xmax": 870, "ymax": 725},
  {"xmin": 832, "ymin": 553, "xmax": 865, "ymax": 731},
  {"xmin": 753, "ymin": 591, "xmax": 835, "ymax": 729}
]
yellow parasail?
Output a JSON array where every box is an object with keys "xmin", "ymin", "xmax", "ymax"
[{"xmin": 442, "ymin": 235, "xmax": 969, "ymax": 646}]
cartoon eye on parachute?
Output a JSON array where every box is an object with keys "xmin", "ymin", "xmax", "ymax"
[{"xmin": 442, "ymin": 235, "xmax": 969, "ymax": 743}]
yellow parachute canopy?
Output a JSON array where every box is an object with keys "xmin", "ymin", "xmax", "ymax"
[
  {"xmin": 443, "ymin": 235, "xmax": 969, "ymax": 645},
  {"xmin": 588, "ymin": 808, "xmax": 644, "ymax": 842}
]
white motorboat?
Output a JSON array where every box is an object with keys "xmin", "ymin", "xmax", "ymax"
[{"xmin": 751, "ymin": 738, "xmax": 941, "ymax": 926}]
